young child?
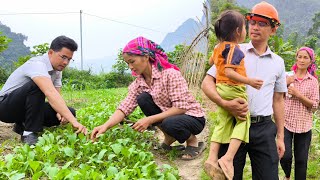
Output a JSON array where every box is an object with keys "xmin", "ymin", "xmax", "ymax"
[{"xmin": 204, "ymin": 10, "xmax": 263, "ymax": 179}]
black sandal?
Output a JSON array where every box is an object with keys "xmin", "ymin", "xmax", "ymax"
[
  {"xmin": 180, "ymin": 142, "xmax": 205, "ymax": 160},
  {"xmin": 156, "ymin": 143, "xmax": 185, "ymax": 151}
]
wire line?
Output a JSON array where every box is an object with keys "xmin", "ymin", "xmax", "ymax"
[
  {"xmin": 0, "ymin": 12, "xmax": 78, "ymax": 15},
  {"xmin": 0, "ymin": 11, "xmax": 191, "ymax": 38},
  {"xmin": 83, "ymin": 12, "xmax": 189, "ymax": 38}
]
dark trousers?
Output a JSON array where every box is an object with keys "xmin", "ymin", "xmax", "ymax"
[
  {"xmin": 218, "ymin": 117, "xmax": 279, "ymax": 180},
  {"xmin": 0, "ymin": 80, "xmax": 75, "ymax": 132},
  {"xmin": 280, "ymin": 128, "xmax": 311, "ymax": 180},
  {"xmin": 136, "ymin": 92, "xmax": 205, "ymax": 143}
]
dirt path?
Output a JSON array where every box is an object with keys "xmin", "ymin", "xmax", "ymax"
[
  {"xmin": 153, "ymin": 122, "xmax": 210, "ymax": 180},
  {"xmin": 0, "ymin": 121, "xmax": 19, "ymax": 144},
  {"xmin": 173, "ymin": 125, "xmax": 210, "ymax": 180},
  {"xmin": 153, "ymin": 92, "xmax": 216, "ymax": 180}
]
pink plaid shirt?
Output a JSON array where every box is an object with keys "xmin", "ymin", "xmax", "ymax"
[
  {"xmin": 285, "ymin": 72, "xmax": 319, "ymax": 133},
  {"xmin": 118, "ymin": 66, "xmax": 205, "ymax": 117}
]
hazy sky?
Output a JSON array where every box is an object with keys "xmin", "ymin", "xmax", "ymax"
[{"xmin": 0, "ymin": 0, "xmax": 204, "ymax": 71}]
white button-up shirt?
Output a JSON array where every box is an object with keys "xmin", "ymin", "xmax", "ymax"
[{"xmin": 207, "ymin": 41, "xmax": 287, "ymax": 116}]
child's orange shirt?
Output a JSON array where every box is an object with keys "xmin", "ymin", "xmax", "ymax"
[{"xmin": 209, "ymin": 41, "xmax": 247, "ymax": 85}]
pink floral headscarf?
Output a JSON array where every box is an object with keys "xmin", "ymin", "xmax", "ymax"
[
  {"xmin": 123, "ymin": 36, "xmax": 179, "ymax": 76},
  {"xmin": 291, "ymin": 47, "xmax": 317, "ymax": 78}
]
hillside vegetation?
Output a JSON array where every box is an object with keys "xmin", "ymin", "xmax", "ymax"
[
  {"xmin": 0, "ymin": 22, "xmax": 30, "ymax": 67},
  {"xmin": 236, "ymin": 0, "xmax": 320, "ymax": 39}
]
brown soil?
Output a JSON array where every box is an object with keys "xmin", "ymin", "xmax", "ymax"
[
  {"xmin": 152, "ymin": 123, "xmax": 210, "ymax": 180},
  {"xmin": 0, "ymin": 121, "xmax": 20, "ymax": 158},
  {"xmin": 153, "ymin": 91, "xmax": 217, "ymax": 180},
  {"xmin": 0, "ymin": 121, "xmax": 19, "ymax": 144}
]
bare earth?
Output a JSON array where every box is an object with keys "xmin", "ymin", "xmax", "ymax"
[
  {"xmin": 153, "ymin": 92, "xmax": 216, "ymax": 180},
  {"xmin": 0, "ymin": 121, "xmax": 20, "ymax": 144},
  {"xmin": 152, "ymin": 122, "xmax": 210, "ymax": 180}
]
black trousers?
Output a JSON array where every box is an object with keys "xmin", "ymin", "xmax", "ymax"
[
  {"xmin": 280, "ymin": 128, "xmax": 311, "ymax": 180},
  {"xmin": 136, "ymin": 92, "xmax": 205, "ymax": 143},
  {"xmin": 0, "ymin": 80, "xmax": 75, "ymax": 132},
  {"xmin": 218, "ymin": 117, "xmax": 279, "ymax": 180}
]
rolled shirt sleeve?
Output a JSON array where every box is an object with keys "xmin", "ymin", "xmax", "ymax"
[
  {"xmin": 207, "ymin": 65, "xmax": 217, "ymax": 78},
  {"xmin": 274, "ymin": 60, "xmax": 288, "ymax": 93},
  {"xmin": 25, "ymin": 61, "xmax": 51, "ymax": 79}
]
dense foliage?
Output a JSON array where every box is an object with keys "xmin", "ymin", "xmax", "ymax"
[
  {"xmin": 0, "ymin": 31, "xmax": 11, "ymax": 84},
  {"xmin": 62, "ymin": 68, "xmax": 134, "ymax": 90},
  {"xmin": 112, "ymin": 49, "xmax": 128, "ymax": 75}
]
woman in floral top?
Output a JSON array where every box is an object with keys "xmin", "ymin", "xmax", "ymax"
[
  {"xmin": 280, "ymin": 47, "xmax": 319, "ymax": 180},
  {"xmin": 91, "ymin": 36, "xmax": 206, "ymax": 160}
]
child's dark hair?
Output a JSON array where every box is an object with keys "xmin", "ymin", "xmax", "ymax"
[{"xmin": 214, "ymin": 10, "xmax": 245, "ymax": 42}]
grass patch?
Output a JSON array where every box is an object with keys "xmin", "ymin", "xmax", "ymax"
[{"xmin": 62, "ymin": 88, "xmax": 128, "ymax": 109}]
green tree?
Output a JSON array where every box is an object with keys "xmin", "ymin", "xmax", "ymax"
[
  {"xmin": 210, "ymin": 0, "xmax": 242, "ymax": 22},
  {"xmin": 307, "ymin": 12, "xmax": 320, "ymax": 38},
  {"xmin": 167, "ymin": 44, "xmax": 186, "ymax": 67},
  {"xmin": 0, "ymin": 67, "xmax": 8, "ymax": 84},
  {"xmin": 0, "ymin": 32, "xmax": 11, "ymax": 84},
  {"xmin": 287, "ymin": 32, "xmax": 299, "ymax": 48},
  {"xmin": 304, "ymin": 35, "xmax": 318, "ymax": 50},
  {"xmin": 30, "ymin": 43, "xmax": 49, "ymax": 56},
  {"xmin": 275, "ymin": 24, "xmax": 284, "ymax": 39},
  {"xmin": 112, "ymin": 49, "xmax": 128, "ymax": 75},
  {"xmin": 14, "ymin": 43, "xmax": 49, "ymax": 69},
  {"xmin": 108, "ymin": 49, "xmax": 134, "ymax": 88},
  {"xmin": 268, "ymin": 35, "xmax": 296, "ymax": 71},
  {"xmin": 209, "ymin": 0, "xmax": 248, "ymax": 51},
  {"xmin": 0, "ymin": 32, "xmax": 11, "ymax": 53}
]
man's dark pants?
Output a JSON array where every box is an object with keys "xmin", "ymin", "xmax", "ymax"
[
  {"xmin": 0, "ymin": 80, "xmax": 75, "ymax": 132},
  {"xmin": 218, "ymin": 116, "xmax": 279, "ymax": 180}
]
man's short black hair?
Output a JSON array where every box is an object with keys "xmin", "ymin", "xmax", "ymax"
[{"xmin": 50, "ymin": 35, "xmax": 78, "ymax": 52}]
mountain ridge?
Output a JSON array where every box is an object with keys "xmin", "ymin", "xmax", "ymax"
[{"xmin": 160, "ymin": 18, "xmax": 201, "ymax": 52}]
